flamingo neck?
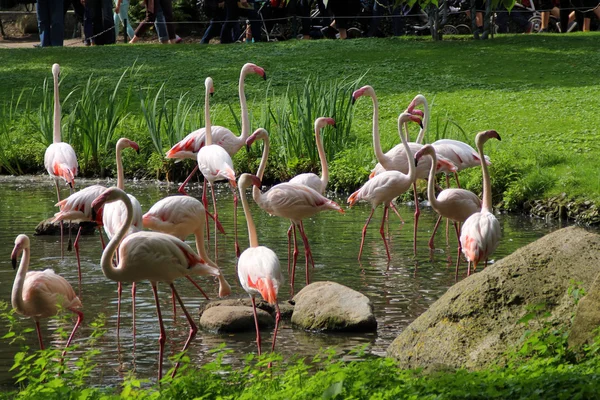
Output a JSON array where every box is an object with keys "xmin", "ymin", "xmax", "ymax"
[
  {"xmin": 240, "ymin": 184, "xmax": 259, "ymax": 248},
  {"xmin": 239, "ymin": 70, "xmax": 250, "ymax": 145},
  {"xmin": 116, "ymin": 145, "xmax": 125, "ymax": 190},
  {"xmin": 315, "ymin": 125, "xmax": 329, "ymax": 193},
  {"xmin": 399, "ymin": 120, "xmax": 416, "ymax": 182},
  {"xmin": 193, "ymin": 228, "xmax": 215, "ymax": 268},
  {"xmin": 205, "ymin": 86, "xmax": 212, "ymax": 146},
  {"xmin": 253, "ymin": 135, "xmax": 269, "ymax": 201},
  {"xmin": 369, "ymin": 92, "xmax": 388, "ymax": 168},
  {"xmin": 426, "ymin": 150, "xmax": 440, "ymax": 210},
  {"xmin": 11, "ymin": 248, "xmax": 30, "ymax": 314},
  {"xmin": 100, "ymin": 191, "xmax": 133, "ymax": 282},
  {"xmin": 478, "ymin": 137, "xmax": 493, "ymax": 212},
  {"xmin": 53, "ymin": 75, "xmax": 61, "ymax": 144},
  {"xmin": 415, "ymin": 99, "xmax": 429, "ymax": 144}
]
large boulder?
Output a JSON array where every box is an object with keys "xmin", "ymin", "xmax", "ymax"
[
  {"xmin": 291, "ymin": 281, "xmax": 377, "ymax": 332},
  {"xmin": 35, "ymin": 218, "xmax": 97, "ymax": 236},
  {"xmin": 569, "ymin": 274, "xmax": 600, "ymax": 348},
  {"xmin": 387, "ymin": 226, "xmax": 600, "ymax": 371}
]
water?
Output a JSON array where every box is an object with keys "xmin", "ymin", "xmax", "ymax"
[{"xmin": 0, "ymin": 175, "xmax": 568, "ymax": 387}]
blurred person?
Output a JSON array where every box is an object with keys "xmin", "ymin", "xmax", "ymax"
[
  {"xmin": 114, "ymin": 0, "xmax": 135, "ymax": 40},
  {"xmin": 368, "ymin": 0, "xmax": 405, "ymax": 37},
  {"xmin": 37, "ymin": 0, "xmax": 65, "ymax": 46},
  {"xmin": 87, "ymin": 0, "xmax": 116, "ymax": 44},
  {"xmin": 200, "ymin": 0, "xmax": 226, "ymax": 43},
  {"xmin": 323, "ymin": 0, "xmax": 361, "ymax": 39},
  {"xmin": 130, "ymin": 0, "xmax": 177, "ymax": 43},
  {"xmin": 220, "ymin": 0, "xmax": 261, "ymax": 43}
]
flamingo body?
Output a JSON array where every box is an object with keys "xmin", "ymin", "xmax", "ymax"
[
  {"xmin": 44, "ymin": 143, "xmax": 78, "ymax": 188},
  {"xmin": 53, "ymin": 184, "xmax": 107, "ymax": 223},
  {"xmin": 238, "ymin": 246, "xmax": 283, "ymax": 304},
  {"xmin": 432, "ymin": 139, "xmax": 491, "ymax": 172},
  {"xmin": 348, "ymin": 170, "xmax": 413, "ymax": 209},
  {"xmin": 197, "ymin": 145, "xmax": 236, "ymax": 185},
  {"xmin": 166, "ymin": 125, "xmax": 240, "ymax": 160},
  {"xmin": 103, "ymin": 194, "xmax": 143, "ymax": 239},
  {"xmin": 460, "ymin": 211, "xmax": 501, "ymax": 267},
  {"xmin": 143, "ymin": 195, "xmax": 205, "ymax": 240},
  {"xmin": 433, "ymin": 189, "xmax": 482, "ymax": 223},
  {"xmin": 370, "ymin": 142, "xmax": 456, "ymax": 179},
  {"xmin": 288, "ymin": 173, "xmax": 322, "ymax": 193}
]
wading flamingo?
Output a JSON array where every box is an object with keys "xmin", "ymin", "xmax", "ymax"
[
  {"xmin": 10, "ymin": 234, "xmax": 83, "ymax": 357},
  {"xmin": 460, "ymin": 130, "xmax": 502, "ymax": 276},
  {"xmin": 347, "ymin": 113, "xmax": 422, "ymax": 261},
  {"xmin": 92, "ymin": 187, "xmax": 223, "ymax": 381},
  {"xmin": 414, "ymin": 144, "xmax": 481, "ymax": 273},
  {"xmin": 246, "ymin": 128, "xmax": 344, "ymax": 295},
  {"xmin": 166, "ymin": 63, "xmax": 266, "ymax": 195},
  {"xmin": 352, "ymin": 86, "xmax": 455, "ymax": 254},
  {"xmin": 197, "ymin": 77, "xmax": 239, "ymax": 258},
  {"xmin": 44, "ymin": 63, "xmax": 78, "ymax": 258},
  {"xmin": 237, "ymin": 173, "xmax": 283, "ymax": 356}
]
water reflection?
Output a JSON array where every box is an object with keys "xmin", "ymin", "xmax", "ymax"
[{"xmin": 0, "ymin": 176, "xmax": 575, "ymax": 387}]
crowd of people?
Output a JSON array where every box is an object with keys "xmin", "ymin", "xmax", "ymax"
[{"xmin": 34, "ymin": 0, "xmax": 600, "ymax": 47}]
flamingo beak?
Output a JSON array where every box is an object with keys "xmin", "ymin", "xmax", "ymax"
[
  {"xmin": 11, "ymin": 254, "xmax": 17, "ymax": 270},
  {"xmin": 414, "ymin": 157, "xmax": 419, "ymax": 167}
]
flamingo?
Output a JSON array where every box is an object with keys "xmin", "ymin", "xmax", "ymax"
[
  {"xmin": 246, "ymin": 128, "xmax": 344, "ymax": 295},
  {"xmin": 460, "ymin": 130, "xmax": 502, "ymax": 276},
  {"xmin": 92, "ymin": 187, "xmax": 224, "ymax": 380},
  {"xmin": 196, "ymin": 77, "xmax": 239, "ymax": 258},
  {"xmin": 414, "ymin": 144, "xmax": 482, "ymax": 273},
  {"xmin": 10, "ymin": 234, "xmax": 83, "ymax": 357},
  {"xmin": 347, "ymin": 113, "xmax": 422, "ymax": 261},
  {"xmin": 166, "ymin": 63, "xmax": 266, "ymax": 195},
  {"xmin": 352, "ymin": 85, "xmax": 455, "ymax": 254},
  {"xmin": 44, "ymin": 63, "xmax": 78, "ymax": 258},
  {"xmin": 287, "ymin": 116, "xmax": 335, "ymax": 272},
  {"xmin": 237, "ymin": 173, "xmax": 283, "ymax": 356}
]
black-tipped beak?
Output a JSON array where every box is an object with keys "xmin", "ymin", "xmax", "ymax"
[
  {"xmin": 246, "ymin": 144, "xmax": 250, "ymax": 152},
  {"xmin": 351, "ymin": 96, "xmax": 356, "ymax": 105},
  {"xmin": 91, "ymin": 207, "xmax": 97, "ymax": 221},
  {"xmin": 210, "ymin": 92, "xmax": 214, "ymax": 97},
  {"xmin": 497, "ymin": 134, "xmax": 502, "ymax": 141},
  {"xmin": 68, "ymin": 182, "xmax": 73, "ymax": 189},
  {"xmin": 332, "ymin": 123, "xmax": 337, "ymax": 128},
  {"xmin": 414, "ymin": 157, "xmax": 419, "ymax": 167},
  {"xmin": 419, "ymin": 122, "xmax": 424, "ymax": 129},
  {"xmin": 135, "ymin": 148, "xmax": 140, "ymax": 154},
  {"xmin": 262, "ymin": 73, "xmax": 267, "ymax": 81},
  {"xmin": 11, "ymin": 257, "xmax": 17, "ymax": 270}
]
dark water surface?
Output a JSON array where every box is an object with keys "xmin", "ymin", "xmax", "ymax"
[{"xmin": 0, "ymin": 176, "xmax": 570, "ymax": 387}]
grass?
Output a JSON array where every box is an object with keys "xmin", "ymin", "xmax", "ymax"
[{"xmin": 0, "ymin": 33, "xmax": 599, "ymax": 210}]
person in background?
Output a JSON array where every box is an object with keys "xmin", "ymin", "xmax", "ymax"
[
  {"xmin": 38, "ymin": 0, "xmax": 65, "ymax": 46},
  {"xmin": 64, "ymin": 0, "xmax": 93, "ymax": 44},
  {"xmin": 87, "ymin": 0, "xmax": 116, "ymax": 44},
  {"xmin": 220, "ymin": 0, "xmax": 261, "ymax": 43},
  {"xmin": 130, "ymin": 0, "xmax": 177, "ymax": 43},
  {"xmin": 113, "ymin": 0, "xmax": 135, "ymax": 40},
  {"xmin": 154, "ymin": 1, "xmax": 183, "ymax": 42},
  {"xmin": 581, "ymin": 0, "xmax": 600, "ymax": 31},
  {"xmin": 200, "ymin": 0, "xmax": 226, "ymax": 43},
  {"xmin": 368, "ymin": 0, "xmax": 404, "ymax": 37},
  {"xmin": 322, "ymin": 0, "xmax": 361, "ymax": 39}
]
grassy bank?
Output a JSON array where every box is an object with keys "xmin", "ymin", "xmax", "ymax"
[{"xmin": 1, "ymin": 34, "xmax": 599, "ymax": 219}]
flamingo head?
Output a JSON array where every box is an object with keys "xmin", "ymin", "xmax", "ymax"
[
  {"xmin": 243, "ymin": 63, "xmax": 267, "ymax": 80},
  {"xmin": 351, "ymin": 85, "xmax": 373, "ymax": 104},
  {"xmin": 11, "ymin": 234, "xmax": 29, "ymax": 269},
  {"xmin": 315, "ymin": 117, "xmax": 336, "ymax": 131},
  {"xmin": 246, "ymin": 128, "xmax": 268, "ymax": 147},
  {"xmin": 414, "ymin": 144, "xmax": 435, "ymax": 164},
  {"xmin": 476, "ymin": 130, "xmax": 501, "ymax": 148},
  {"xmin": 406, "ymin": 94, "xmax": 427, "ymax": 113},
  {"xmin": 92, "ymin": 187, "xmax": 122, "ymax": 215},
  {"xmin": 117, "ymin": 138, "xmax": 140, "ymax": 154},
  {"xmin": 398, "ymin": 112, "xmax": 423, "ymax": 130},
  {"xmin": 238, "ymin": 173, "xmax": 262, "ymax": 191},
  {"xmin": 52, "ymin": 63, "xmax": 60, "ymax": 78},
  {"xmin": 205, "ymin": 77, "xmax": 215, "ymax": 96},
  {"xmin": 484, "ymin": 130, "xmax": 501, "ymax": 141}
]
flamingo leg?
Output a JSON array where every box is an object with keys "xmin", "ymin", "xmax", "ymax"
[
  {"xmin": 170, "ymin": 283, "xmax": 198, "ymax": 378},
  {"xmin": 445, "ymin": 175, "xmax": 451, "ymax": 245},
  {"xmin": 116, "ymin": 282, "xmax": 122, "ymax": 340},
  {"xmin": 132, "ymin": 282, "xmax": 136, "ymax": 347},
  {"xmin": 178, "ymin": 165, "xmax": 199, "ymax": 195},
  {"xmin": 210, "ymin": 182, "xmax": 219, "ymax": 260},
  {"xmin": 250, "ymin": 296, "xmax": 262, "ymax": 356},
  {"xmin": 297, "ymin": 222, "xmax": 313, "ymax": 285},
  {"xmin": 379, "ymin": 205, "xmax": 391, "ymax": 261},
  {"xmin": 73, "ymin": 226, "xmax": 83, "ymax": 296},
  {"xmin": 454, "ymin": 172, "xmax": 461, "ymax": 188},
  {"xmin": 171, "ymin": 286, "xmax": 177, "ymax": 320},
  {"xmin": 186, "ymin": 276, "xmax": 210, "ymax": 300},
  {"xmin": 271, "ymin": 302, "xmax": 281, "ymax": 353},
  {"xmin": 412, "ymin": 182, "xmax": 420, "ymax": 255},
  {"xmin": 289, "ymin": 225, "xmax": 299, "ymax": 297},
  {"xmin": 67, "ymin": 220, "xmax": 73, "ymax": 252},
  {"xmin": 97, "ymin": 226, "xmax": 106, "ymax": 249},
  {"xmin": 54, "ymin": 180, "xmax": 64, "ymax": 259},
  {"xmin": 202, "ymin": 179, "xmax": 210, "ymax": 246},
  {"xmin": 35, "ymin": 320, "xmax": 44, "ymax": 350},
  {"xmin": 454, "ymin": 222, "xmax": 462, "ymax": 278},
  {"xmin": 286, "ymin": 224, "xmax": 293, "ymax": 275},
  {"xmin": 62, "ymin": 309, "xmax": 84, "ymax": 358},
  {"xmin": 429, "ymin": 215, "xmax": 443, "ymax": 249},
  {"xmin": 390, "ymin": 202, "xmax": 405, "ymax": 224},
  {"xmin": 151, "ymin": 282, "xmax": 166, "ymax": 381},
  {"xmin": 205, "ymin": 210, "xmax": 225, "ymax": 234},
  {"xmin": 358, "ymin": 208, "xmax": 376, "ymax": 261},
  {"xmin": 233, "ymin": 188, "xmax": 240, "ymax": 258}
]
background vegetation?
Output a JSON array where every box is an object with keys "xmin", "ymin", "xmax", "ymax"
[{"xmin": 0, "ymin": 33, "xmax": 599, "ymax": 217}]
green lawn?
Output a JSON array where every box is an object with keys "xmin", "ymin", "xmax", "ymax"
[{"xmin": 1, "ymin": 33, "xmax": 599, "ymax": 215}]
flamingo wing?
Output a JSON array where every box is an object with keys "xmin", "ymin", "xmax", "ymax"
[
  {"xmin": 143, "ymin": 196, "xmax": 205, "ymax": 239},
  {"xmin": 289, "ymin": 173, "xmax": 322, "ymax": 193},
  {"xmin": 103, "ymin": 194, "xmax": 143, "ymax": 239},
  {"xmin": 21, "ymin": 270, "xmax": 81, "ymax": 318},
  {"xmin": 44, "ymin": 143, "xmax": 78, "ymax": 185},
  {"xmin": 460, "ymin": 211, "xmax": 501, "ymax": 266},
  {"xmin": 197, "ymin": 145, "xmax": 236, "ymax": 183},
  {"xmin": 237, "ymin": 246, "xmax": 282, "ymax": 304},
  {"xmin": 53, "ymin": 185, "xmax": 107, "ymax": 222},
  {"xmin": 166, "ymin": 129, "xmax": 206, "ymax": 160},
  {"xmin": 260, "ymin": 183, "xmax": 341, "ymax": 221}
]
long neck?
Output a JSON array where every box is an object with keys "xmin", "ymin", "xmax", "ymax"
[
  {"xmin": 239, "ymin": 70, "xmax": 250, "ymax": 144},
  {"xmin": 193, "ymin": 228, "xmax": 216, "ymax": 268},
  {"xmin": 53, "ymin": 75, "xmax": 61, "ymax": 143},
  {"xmin": 11, "ymin": 248, "xmax": 30, "ymax": 313},
  {"xmin": 426, "ymin": 150, "xmax": 440, "ymax": 209},
  {"xmin": 316, "ymin": 126, "xmax": 329, "ymax": 193},
  {"xmin": 240, "ymin": 186, "xmax": 259, "ymax": 248},
  {"xmin": 399, "ymin": 120, "xmax": 415, "ymax": 182},
  {"xmin": 370, "ymin": 92, "xmax": 388, "ymax": 166},
  {"xmin": 116, "ymin": 145, "xmax": 125, "ymax": 190},
  {"xmin": 205, "ymin": 87, "xmax": 212, "ymax": 146},
  {"xmin": 253, "ymin": 135, "xmax": 270, "ymax": 200},
  {"xmin": 416, "ymin": 99, "xmax": 429, "ymax": 144},
  {"xmin": 100, "ymin": 193, "xmax": 133, "ymax": 281},
  {"xmin": 478, "ymin": 138, "xmax": 493, "ymax": 211}
]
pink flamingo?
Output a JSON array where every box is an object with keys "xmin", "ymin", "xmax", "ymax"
[
  {"xmin": 352, "ymin": 86, "xmax": 455, "ymax": 254},
  {"xmin": 414, "ymin": 144, "xmax": 482, "ymax": 273},
  {"xmin": 10, "ymin": 234, "xmax": 83, "ymax": 357},
  {"xmin": 197, "ymin": 77, "xmax": 239, "ymax": 257},
  {"xmin": 460, "ymin": 130, "xmax": 502, "ymax": 276},
  {"xmin": 166, "ymin": 63, "xmax": 266, "ymax": 195},
  {"xmin": 347, "ymin": 113, "xmax": 422, "ymax": 261},
  {"xmin": 44, "ymin": 63, "xmax": 78, "ymax": 258},
  {"xmin": 287, "ymin": 116, "xmax": 335, "ymax": 272},
  {"xmin": 92, "ymin": 187, "xmax": 224, "ymax": 380},
  {"xmin": 237, "ymin": 173, "xmax": 283, "ymax": 356},
  {"xmin": 246, "ymin": 128, "xmax": 344, "ymax": 295}
]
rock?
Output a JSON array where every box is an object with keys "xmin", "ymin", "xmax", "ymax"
[
  {"xmin": 387, "ymin": 226, "xmax": 600, "ymax": 371},
  {"xmin": 35, "ymin": 218, "xmax": 97, "ymax": 236},
  {"xmin": 199, "ymin": 305, "xmax": 273, "ymax": 333},
  {"xmin": 16, "ymin": 15, "xmax": 37, "ymax": 34},
  {"xmin": 200, "ymin": 298, "xmax": 294, "ymax": 320},
  {"xmin": 291, "ymin": 281, "xmax": 377, "ymax": 332},
  {"xmin": 568, "ymin": 273, "xmax": 600, "ymax": 348}
]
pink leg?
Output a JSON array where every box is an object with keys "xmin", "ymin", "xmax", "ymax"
[
  {"xmin": 60, "ymin": 220, "xmax": 64, "ymax": 260},
  {"xmin": 379, "ymin": 206, "xmax": 391, "ymax": 260},
  {"xmin": 150, "ymin": 282, "xmax": 166, "ymax": 382},
  {"xmin": 390, "ymin": 202, "xmax": 405, "ymax": 224},
  {"xmin": 233, "ymin": 189, "xmax": 240, "ymax": 258},
  {"xmin": 268, "ymin": 302, "xmax": 281, "ymax": 369},
  {"xmin": 73, "ymin": 226, "xmax": 83, "ymax": 296},
  {"xmin": 178, "ymin": 165, "xmax": 198, "ymax": 195},
  {"xmin": 97, "ymin": 226, "xmax": 106, "ymax": 250},
  {"xmin": 186, "ymin": 276, "xmax": 210, "ymax": 300},
  {"xmin": 132, "ymin": 282, "xmax": 136, "ymax": 347},
  {"xmin": 202, "ymin": 179, "xmax": 210, "ymax": 245},
  {"xmin": 211, "ymin": 183, "xmax": 219, "ymax": 260},
  {"xmin": 454, "ymin": 172, "xmax": 461, "ymax": 188},
  {"xmin": 297, "ymin": 222, "xmax": 313, "ymax": 286},
  {"xmin": 35, "ymin": 320, "xmax": 44, "ymax": 350},
  {"xmin": 250, "ymin": 296, "xmax": 262, "ymax": 356},
  {"xmin": 170, "ymin": 283, "xmax": 198, "ymax": 378},
  {"xmin": 117, "ymin": 282, "xmax": 122, "ymax": 340},
  {"xmin": 413, "ymin": 182, "xmax": 420, "ymax": 255},
  {"xmin": 290, "ymin": 225, "xmax": 299, "ymax": 297},
  {"xmin": 445, "ymin": 175, "xmax": 451, "ymax": 245},
  {"xmin": 67, "ymin": 221, "xmax": 73, "ymax": 252},
  {"xmin": 454, "ymin": 222, "xmax": 462, "ymax": 278},
  {"xmin": 62, "ymin": 309, "xmax": 84, "ymax": 358},
  {"xmin": 358, "ymin": 208, "xmax": 376, "ymax": 261},
  {"xmin": 286, "ymin": 224, "xmax": 293, "ymax": 275},
  {"xmin": 429, "ymin": 215, "xmax": 443, "ymax": 250},
  {"xmin": 171, "ymin": 285, "xmax": 177, "ymax": 320}
]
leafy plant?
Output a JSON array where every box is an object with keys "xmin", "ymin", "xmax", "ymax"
[{"xmin": 0, "ymin": 89, "xmax": 26, "ymax": 174}]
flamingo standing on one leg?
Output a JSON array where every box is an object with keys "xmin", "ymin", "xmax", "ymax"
[
  {"xmin": 287, "ymin": 116, "xmax": 335, "ymax": 272},
  {"xmin": 246, "ymin": 128, "xmax": 344, "ymax": 295},
  {"xmin": 237, "ymin": 173, "xmax": 283, "ymax": 357},
  {"xmin": 92, "ymin": 187, "xmax": 225, "ymax": 381},
  {"xmin": 10, "ymin": 234, "xmax": 83, "ymax": 357},
  {"xmin": 414, "ymin": 144, "xmax": 481, "ymax": 273},
  {"xmin": 460, "ymin": 130, "xmax": 502, "ymax": 276},
  {"xmin": 347, "ymin": 113, "xmax": 422, "ymax": 261},
  {"xmin": 44, "ymin": 63, "xmax": 78, "ymax": 259},
  {"xmin": 197, "ymin": 77, "xmax": 238, "ymax": 258}
]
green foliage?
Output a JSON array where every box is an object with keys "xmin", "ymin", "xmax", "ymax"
[{"xmin": 0, "ymin": 89, "xmax": 26, "ymax": 174}]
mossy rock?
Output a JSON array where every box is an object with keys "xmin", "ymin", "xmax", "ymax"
[{"xmin": 387, "ymin": 226, "xmax": 600, "ymax": 371}]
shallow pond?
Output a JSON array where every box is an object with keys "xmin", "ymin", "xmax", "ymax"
[{"xmin": 0, "ymin": 176, "xmax": 570, "ymax": 387}]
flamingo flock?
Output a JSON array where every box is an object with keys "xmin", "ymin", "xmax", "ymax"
[{"xmin": 8, "ymin": 63, "xmax": 503, "ymax": 382}]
